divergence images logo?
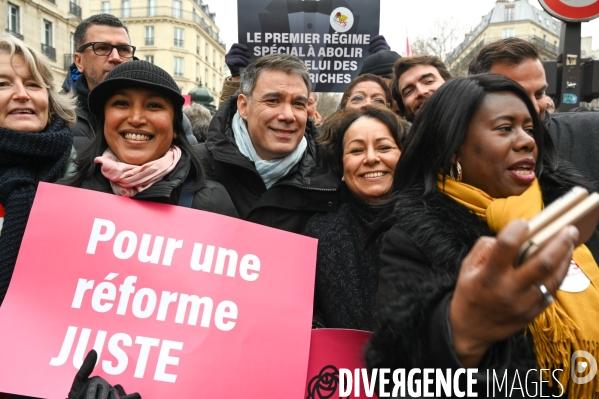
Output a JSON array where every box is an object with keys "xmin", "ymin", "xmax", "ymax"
[
  {"xmin": 330, "ymin": 7, "xmax": 354, "ymax": 33},
  {"xmin": 571, "ymin": 350, "xmax": 597, "ymax": 385}
]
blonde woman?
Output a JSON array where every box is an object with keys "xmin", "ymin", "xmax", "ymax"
[{"xmin": 0, "ymin": 33, "xmax": 76, "ymax": 305}]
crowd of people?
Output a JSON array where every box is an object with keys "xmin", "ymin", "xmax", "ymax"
[{"xmin": 1, "ymin": 11, "xmax": 599, "ymax": 399}]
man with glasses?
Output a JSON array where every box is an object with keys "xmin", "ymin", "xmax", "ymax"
[
  {"xmin": 63, "ymin": 14, "xmax": 134, "ymax": 152},
  {"xmin": 64, "ymin": 14, "xmax": 197, "ymax": 152}
]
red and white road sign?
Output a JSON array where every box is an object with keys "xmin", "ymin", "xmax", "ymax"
[{"xmin": 539, "ymin": 0, "xmax": 599, "ymax": 22}]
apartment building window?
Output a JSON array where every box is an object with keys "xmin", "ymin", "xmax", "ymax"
[
  {"xmin": 121, "ymin": 0, "xmax": 130, "ymax": 18},
  {"xmin": 101, "ymin": 1, "xmax": 110, "ymax": 13},
  {"xmin": 145, "ymin": 26, "xmax": 154, "ymax": 46},
  {"xmin": 174, "ymin": 57, "xmax": 184, "ymax": 77},
  {"xmin": 205, "ymin": 69, "xmax": 208, "ymax": 87},
  {"xmin": 69, "ymin": 0, "xmax": 82, "ymax": 18},
  {"xmin": 174, "ymin": 28, "xmax": 184, "ymax": 47},
  {"xmin": 196, "ymin": 63, "xmax": 199, "ymax": 82},
  {"xmin": 43, "ymin": 20, "xmax": 53, "ymax": 46},
  {"xmin": 7, "ymin": 3, "xmax": 21, "ymax": 36},
  {"xmin": 192, "ymin": 8, "xmax": 197, "ymax": 23},
  {"xmin": 502, "ymin": 28, "xmax": 515, "ymax": 38},
  {"xmin": 172, "ymin": 0, "xmax": 182, "ymax": 18},
  {"xmin": 212, "ymin": 49, "xmax": 215, "ymax": 67},
  {"xmin": 196, "ymin": 35, "xmax": 200, "ymax": 54},
  {"xmin": 504, "ymin": 5, "xmax": 514, "ymax": 22},
  {"xmin": 65, "ymin": 33, "xmax": 76, "ymax": 70},
  {"xmin": 41, "ymin": 20, "xmax": 56, "ymax": 60},
  {"xmin": 145, "ymin": 55, "xmax": 154, "ymax": 64},
  {"xmin": 147, "ymin": 0, "xmax": 156, "ymax": 16},
  {"xmin": 205, "ymin": 43, "xmax": 209, "ymax": 61},
  {"xmin": 212, "ymin": 73, "xmax": 215, "ymax": 90}
]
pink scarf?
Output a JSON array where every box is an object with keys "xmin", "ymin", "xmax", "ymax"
[{"xmin": 94, "ymin": 146, "xmax": 182, "ymax": 197}]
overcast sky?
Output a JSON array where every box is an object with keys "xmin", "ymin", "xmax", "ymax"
[{"xmin": 203, "ymin": 0, "xmax": 599, "ymax": 53}]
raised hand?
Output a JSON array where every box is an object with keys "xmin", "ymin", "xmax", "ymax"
[
  {"xmin": 449, "ymin": 219, "xmax": 577, "ymax": 367},
  {"xmin": 67, "ymin": 350, "xmax": 141, "ymax": 399}
]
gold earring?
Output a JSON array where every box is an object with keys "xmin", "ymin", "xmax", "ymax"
[
  {"xmin": 341, "ymin": 175, "xmax": 345, "ymax": 182},
  {"xmin": 450, "ymin": 162, "xmax": 462, "ymax": 182}
]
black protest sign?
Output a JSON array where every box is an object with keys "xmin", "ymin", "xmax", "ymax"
[{"xmin": 237, "ymin": 0, "xmax": 380, "ymax": 92}]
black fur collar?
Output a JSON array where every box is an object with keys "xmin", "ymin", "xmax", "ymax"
[{"xmin": 391, "ymin": 170, "xmax": 579, "ymax": 276}]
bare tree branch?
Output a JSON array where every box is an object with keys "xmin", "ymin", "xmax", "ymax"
[
  {"xmin": 316, "ymin": 92, "xmax": 342, "ymax": 120},
  {"xmin": 411, "ymin": 17, "xmax": 466, "ymax": 64}
]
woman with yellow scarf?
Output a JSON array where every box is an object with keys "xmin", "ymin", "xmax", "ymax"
[{"xmin": 366, "ymin": 74, "xmax": 599, "ymax": 398}]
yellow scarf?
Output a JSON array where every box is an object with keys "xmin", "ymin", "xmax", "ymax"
[{"xmin": 439, "ymin": 177, "xmax": 599, "ymax": 398}]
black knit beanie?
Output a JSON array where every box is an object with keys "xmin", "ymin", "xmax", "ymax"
[
  {"xmin": 359, "ymin": 50, "xmax": 402, "ymax": 77},
  {"xmin": 88, "ymin": 60, "xmax": 184, "ymax": 117}
]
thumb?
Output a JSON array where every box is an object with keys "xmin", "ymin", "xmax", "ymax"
[{"xmin": 485, "ymin": 219, "xmax": 530, "ymax": 274}]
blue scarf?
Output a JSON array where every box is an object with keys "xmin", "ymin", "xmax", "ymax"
[{"xmin": 232, "ymin": 111, "xmax": 307, "ymax": 189}]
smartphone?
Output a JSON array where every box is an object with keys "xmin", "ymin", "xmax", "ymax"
[{"xmin": 518, "ymin": 186, "xmax": 599, "ymax": 264}]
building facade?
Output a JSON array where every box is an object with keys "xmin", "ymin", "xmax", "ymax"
[
  {"xmin": 2, "ymin": 0, "xmax": 88, "ymax": 84},
  {"xmin": 2, "ymin": 0, "xmax": 226, "ymax": 102},
  {"xmin": 446, "ymin": 0, "xmax": 561, "ymax": 76},
  {"xmin": 91, "ymin": 0, "xmax": 226, "ymax": 98}
]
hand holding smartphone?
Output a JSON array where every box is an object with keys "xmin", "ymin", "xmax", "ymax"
[{"xmin": 518, "ymin": 186, "xmax": 599, "ymax": 264}]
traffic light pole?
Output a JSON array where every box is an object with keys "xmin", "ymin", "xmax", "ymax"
[{"xmin": 556, "ymin": 22, "xmax": 581, "ymax": 112}]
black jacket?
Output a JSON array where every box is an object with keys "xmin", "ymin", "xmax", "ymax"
[
  {"xmin": 66, "ymin": 149, "xmax": 238, "ymax": 217},
  {"xmin": 547, "ymin": 111, "xmax": 599, "ymax": 185},
  {"xmin": 70, "ymin": 76, "xmax": 96, "ymax": 154},
  {"xmin": 200, "ymin": 95, "xmax": 339, "ymax": 234},
  {"xmin": 365, "ymin": 170, "xmax": 599, "ymax": 397},
  {"xmin": 303, "ymin": 191, "xmax": 383, "ymax": 331}
]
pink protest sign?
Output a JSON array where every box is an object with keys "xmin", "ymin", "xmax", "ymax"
[
  {"xmin": 0, "ymin": 183, "xmax": 317, "ymax": 398},
  {"xmin": 305, "ymin": 329, "xmax": 372, "ymax": 399}
]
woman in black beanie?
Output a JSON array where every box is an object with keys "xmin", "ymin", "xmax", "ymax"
[
  {"xmin": 0, "ymin": 33, "xmax": 76, "ymax": 306},
  {"xmin": 63, "ymin": 60, "xmax": 237, "ymax": 217}
]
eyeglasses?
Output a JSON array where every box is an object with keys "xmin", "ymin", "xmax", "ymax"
[
  {"xmin": 349, "ymin": 95, "xmax": 389, "ymax": 107},
  {"xmin": 76, "ymin": 42, "xmax": 136, "ymax": 58}
]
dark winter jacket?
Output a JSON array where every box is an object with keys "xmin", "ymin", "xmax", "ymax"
[
  {"xmin": 200, "ymin": 94, "xmax": 339, "ymax": 234},
  {"xmin": 547, "ymin": 111, "xmax": 599, "ymax": 186},
  {"xmin": 62, "ymin": 148, "xmax": 238, "ymax": 217},
  {"xmin": 68, "ymin": 75, "xmax": 97, "ymax": 154},
  {"xmin": 365, "ymin": 170, "xmax": 599, "ymax": 397},
  {"xmin": 303, "ymin": 190, "xmax": 383, "ymax": 331}
]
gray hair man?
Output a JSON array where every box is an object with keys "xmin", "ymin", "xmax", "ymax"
[{"xmin": 199, "ymin": 53, "xmax": 338, "ymax": 233}]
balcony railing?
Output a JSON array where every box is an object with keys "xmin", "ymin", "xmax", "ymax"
[
  {"xmin": 174, "ymin": 38, "xmax": 184, "ymax": 47},
  {"xmin": 91, "ymin": 6, "xmax": 226, "ymax": 49},
  {"xmin": 531, "ymin": 35, "xmax": 559, "ymax": 55},
  {"xmin": 174, "ymin": 71, "xmax": 184, "ymax": 77},
  {"xmin": 64, "ymin": 54, "xmax": 73, "ymax": 70},
  {"xmin": 46, "ymin": 0, "xmax": 56, "ymax": 4},
  {"xmin": 5, "ymin": 29, "xmax": 24, "ymax": 41},
  {"xmin": 145, "ymin": 38, "xmax": 154, "ymax": 46},
  {"xmin": 41, "ymin": 44, "xmax": 56, "ymax": 61},
  {"xmin": 70, "ymin": 2, "xmax": 82, "ymax": 18}
]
